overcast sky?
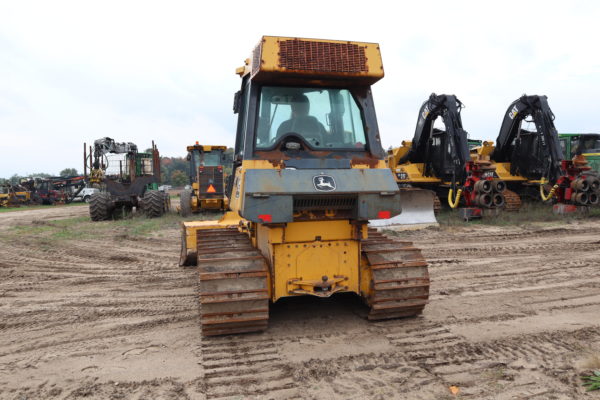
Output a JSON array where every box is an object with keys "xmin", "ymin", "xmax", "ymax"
[{"xmin": 1, "ymin": 1, "xmax": 599, "ymax": 177}]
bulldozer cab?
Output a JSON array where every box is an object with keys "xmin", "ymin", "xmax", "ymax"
[
  {"xmin": 224, "ymin": 36, "xmax": 436, "ymax": 225},
  {"xmin": 233, "ymin": 84, "xmax": 386, "ymax": 172},
  {"xmin": 255, "ymin": 87, "xmax": 367, "ymax": 151},
  {"xmin": 188, "ymin": 146, "xmax": 227, "ymax": 170},
  {"xmin": 185, "ymin": 144, "xmax": 229, "ymax": 200}
]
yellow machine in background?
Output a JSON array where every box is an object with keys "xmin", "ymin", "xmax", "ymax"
[
  {"xmin": 179, "ymin": 143, "xmax": 229, "ymax": 216},
  {"xmin": 471, "ymin": 141, "xmax": 528, "ymax": 183},
  {"xmin": 0, "ymin": 184, "xmax": 31, "ymax": 207},
  {"xmin": 386, "ymin": 93, "xmax": 515, "ymax": 216},
  {"xmin": 387, "ymin": 141, "xmax": 443, "ymax": 185},
  {"xmin": 471, "ymin": 95, "xmax": 599, "ymax": 209},
  {"xmin": 180, "ymin": 36, "xmax": 431, "ymax": 336}
]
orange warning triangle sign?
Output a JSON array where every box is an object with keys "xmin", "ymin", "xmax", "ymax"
[{"xmin": 207, "ymin": 184, "xmax": 216, "ymax": 193}]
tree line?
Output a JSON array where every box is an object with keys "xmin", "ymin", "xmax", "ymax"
[{"xmin": 1, "ymin": 154, "xmax": 231, "ymax": 188}]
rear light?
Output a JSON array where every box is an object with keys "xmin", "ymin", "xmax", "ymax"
[
  {"xmin": 258, "ymin": 214, "xmax": 272, "ymax": 223},
  {"xmin": 377, "ymin": 211, "xmax": 391, "ymax": 219}
]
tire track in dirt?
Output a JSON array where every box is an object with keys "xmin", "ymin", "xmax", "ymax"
[
  {"xmin": 0, "ymin": 208, "xmax": 204, "ymax": 398},
  {"xmin": 2, "ymin": 205, "xmax": 600, "ymax": 399}
]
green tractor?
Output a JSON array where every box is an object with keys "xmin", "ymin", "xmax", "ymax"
[
  {"xmin": 559, "ymin": 133, "xmax": 600, "ymax": 173},
  {"xmin": 84, "ymin": 137, "xmax": 170, "ymax": 221}
]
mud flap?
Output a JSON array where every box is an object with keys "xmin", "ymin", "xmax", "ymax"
[{"xmin": 369, "ymin": 188, "xmax": 437, "ymax": 228}]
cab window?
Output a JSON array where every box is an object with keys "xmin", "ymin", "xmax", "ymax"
[{"xmin": 256, "ymin": 86, "xmax": 366, "ymax": 150}]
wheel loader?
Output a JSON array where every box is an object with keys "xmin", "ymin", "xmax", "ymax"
[
  {"xmin": 84, "ymin": 138, "xmax": 170, "ymax": 221},
  {"xmin": 386, "ymin": 93, "xmax": 516, "ymax": 221},
  {"xmin": 180, "ymin": 36, "xmax": 433, "ymax": 336},
  {"xmin": 179, "ymin": 143, "xmax": 230, "ymax": 216},
  {"xmin": 472, "ymin": 95, "xmax": 600, "ymax": 211}
]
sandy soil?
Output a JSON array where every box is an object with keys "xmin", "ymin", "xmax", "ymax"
[
  {"xmin": 0, "ymin": 205, "xmax": 89, "ymax": 231},
  {"xmin": 1, "ymin": 206, "xmax": 600, "ymax": 399}
]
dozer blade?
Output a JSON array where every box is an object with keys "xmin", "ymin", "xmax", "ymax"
[
  {"xmin": 179, "ymin": 211, "xmax": 243, "ymax": 266},
  {"xmin": 369, "ymin": 188, "xmax": 437, "ymax": 228}
]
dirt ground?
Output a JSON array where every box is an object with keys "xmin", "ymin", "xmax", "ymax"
[{"xmin": 1, "ymin": 206, "xmax": 599, "ymax": 399}]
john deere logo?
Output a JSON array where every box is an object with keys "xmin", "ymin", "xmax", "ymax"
[{"xmin": 313, "ymin": 175, "xmax": 336, "ymax": 191}]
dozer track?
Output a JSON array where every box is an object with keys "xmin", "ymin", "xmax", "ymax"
[
  {"xmin": 503, "ymin": 189, "xmax": 522, "ymax": 211},
  {"xmin": 362, "ymin": 229, "xmax": 430, "ymax": 320},
  {"xmin": 196, "ymin": 228, "xmax": 269, "ymax": 336}
]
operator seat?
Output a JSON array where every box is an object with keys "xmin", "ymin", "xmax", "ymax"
[{"xmin": 276, "ymin": 116, "xmax": 325, "ymax": 145}]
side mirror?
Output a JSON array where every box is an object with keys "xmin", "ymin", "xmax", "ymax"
[{"xmin": 233, "ymin": 91, "xmax": 242, "ymax": 114}]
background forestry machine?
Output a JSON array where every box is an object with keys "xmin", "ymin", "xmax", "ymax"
[
  {"xmin": 179, "ymin": 143, "xmax": 230, "ymax": 216},
  {"xmin": 180, "ymin": 36, "xmax": 431, "ymax": 336},
  {"xmin": 559, "ymin": 133, "xmax": 600, "ymax": 174},
  {"xmin": 473, "ymin": 95, "xmax": 600, "ymax": 212},
  {"xmin": 84, "ymin": 137, "xmax": 170, "ymax": 221},
  {"xmin": 0, "ymin": 183, "xmax": 31, "ymax": 207},
  {"xmin": 387, "ymin": 93, "xmax": 515, "ymax": 220}
]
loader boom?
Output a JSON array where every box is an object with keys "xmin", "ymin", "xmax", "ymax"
[
  {"xmin": 491, "ymin": 95, "xmax": 563, "ymax": 182},
  {"xmin": 398, "ymin": 93, "xmax": 470, "ymax": 183}
]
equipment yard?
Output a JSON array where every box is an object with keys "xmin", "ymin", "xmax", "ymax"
[{"xmin": 1, "ymin": 206, "xmax": 599, "ymax": 400}]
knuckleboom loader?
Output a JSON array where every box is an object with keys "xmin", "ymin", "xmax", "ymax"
[
  {"xmin": 180, "ymin": 36, "xmax": 431, "ymax": 336},
  {"xmin": 179, "ymin": 143, "xmax": 229, "ymax": 216},
  {"xmin": 387, "ymin": 93, "xmax": 517, "ymax": 220},
  {"xmin": 473, "ymin": 95, "xmax": 600, "ymax": 211}
]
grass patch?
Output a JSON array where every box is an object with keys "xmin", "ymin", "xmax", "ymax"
[
  {"xmin": 0, "ymin": 202, "xmax": 87, "ymax": 213},
  {"xmin": 582, "ymin": 370, "xmax": 600, "ymax": 391},
  {"xmin": 2, "ymin": 210, "xmax": 224, "ymax": 243},
  {"xmin": 436, "ymin": 201, "xmax": 600, "ymax": 227}
]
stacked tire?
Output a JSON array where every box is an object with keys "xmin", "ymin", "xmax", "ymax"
[
  {"xmin": 571, "ymin": 174, "xmax": 600, "ymax": 206},
  {"xmin": 473, "ymin": 179, "xmax": 505, "ymax": 209}
]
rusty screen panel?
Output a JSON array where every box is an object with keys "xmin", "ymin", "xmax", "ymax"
[
  {"xmin": 278, "ymin": 39, "xmax": 368, "ymax": 73},
  {"xmin": 198, "ymin": 166, "xmax": 224, "ymax": 197},
  {"xmin": 252, "ymin": 43, "xmax": 262, "ymax": 76}
]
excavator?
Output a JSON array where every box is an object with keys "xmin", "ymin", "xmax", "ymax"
[
  {"xmin": 179, "ymin": 36, "xmax": 433, "ymax": 336},
  {"xmin": 386, "ymin": 93, "xmax": 516, "ymax": 220},
  {"xmin": 179, "ymin": 143, "xmax": 229, "ymax": 216},
  {"xmin": 473, "ymin": 95, "xmax": 600, "ymax": 211}
]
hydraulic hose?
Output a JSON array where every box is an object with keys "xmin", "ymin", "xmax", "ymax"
[
  {"xmin": 540, "ymin": 178, "xmax": 559, "ymax": 201},
  {"xmin": 448, "ymin": 188, "xmax": 463, "ymax": 209}
]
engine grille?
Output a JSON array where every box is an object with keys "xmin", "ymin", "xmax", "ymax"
[
  {"xmin": 278, "ymin": 39, "xmax": 368, "ymax": 73},
  {"xmin": 198, "ymin": 166, "xmax": 224, "ymax": 196},
  {"xmin": 293, "ymin": 196, "xmax": 357, "ymax": 211}
]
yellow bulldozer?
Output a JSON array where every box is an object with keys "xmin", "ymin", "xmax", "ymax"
[
  {"xmin": 179, "ymin": 143, "xmax": 229, "ymax": 216},
  {"xmin": 179, "ymin": 36, "xmax": 432, "ymax": 336}
]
